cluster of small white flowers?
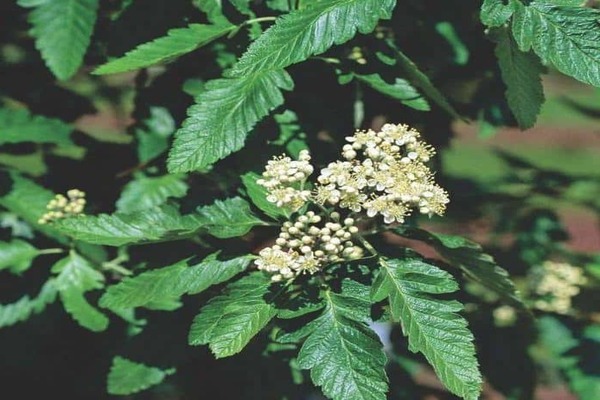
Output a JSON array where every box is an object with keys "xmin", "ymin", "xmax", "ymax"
[
  {"xmin": 38, "ymin": 189, "xmax": 86, "ymax": 224},
  {"xmin": 254, "ymin": 211, "xmax": 364, "ymax": 282},
  {"xmin": 529, "ymin": 261, "xmax": 587, "ymax": 314},
  {"xmin": 315, "ymin": 123, "xmax": 449, "ymax": 223},
  {"xmin": 257, "ymin": 150, "xmax": 313, "ymax": 211}
]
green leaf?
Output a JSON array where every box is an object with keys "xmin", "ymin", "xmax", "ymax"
[
  {"xmin": 116, "ymin": 174, "xmax": 189, "ymax": 213},
  {"xmin": 228, "ymin": 0, "xmax": 397, "ymax": 77},
  {"xmin": 136, "ymin": 106, "xmax": 175, "ymax": 163},
  {"xmin": 0, "ymin": 280, "xmax": 57, "ymax": 328},
  {"xmin": 271, "ymin": 110, "xmax": 308, "ymax": 157},
  {"xmin": 436, "ymin": 22, "xmax": 469, "ymax": 65},
  {"xmin": 167, "ymin": 69, "xmax": 293, "ymax": 172},
  {"xmin": 0, "ymin": 108, "xmax": 73, "ymax": 145},
  {"xmin": 266, "ymin": 0, "xmax": 290, "ymax": 12},
  {"xmin": 188, "ymin": 272, "xmax": 277, "ymax": 358},
  {"xmin": 52, "ymin": 251, "xmax": 108, "ymax": 331},
  {"xmin": 94, "ymin": 23, "xmax": 234, "ymax": 75},
  {"xmin": 241, "ymin": 172, "xmax": 289, "ymax": 219},
  {"xmin": 59, "ymin": 286, "xmax": 109, "ymax": 332},
  {"xmin": 295, "ymin": 280, "xmax": 388, "ymax": 400},
  {"xmin": 385, "ymin": 41, "xmax": 460, "ymax": 119},
  {"xmin": 394, "ymin": 227, "xmax": 524, "ymax": 308},
  {"xmin": 511, "ymin": 1, "xmax": 600, "ymax": 87},
  {"xmin": 372, "ymin": 258, "xmax": 482, "ymax": 400},
  {"xmin": 495, "ymin": 28, "xmax": 545, "ymax": 129},
  {"xmin": 107, "ymin": 356, "xmax": 175, "ymax": 396},
  {"xmin": 0, "ymin": 172, "xmax": 65, "ymax": 241},
  {"xmin": 100, "ymin": 253, "xmax": 252, "ymax": 309},
  {"xmin": 195, "ymin": 197, "xmax": 265, "ymax": 239},
  {"xmin": 53, "ymin": 205, "xmax": 203, "ymax": 246},
  {"xmin": 193, "ymin": 0, "xmax": 230, "ymax": 24},
  {"xmin": 20, "ymin": 0, "xmax": 99, "ymax": 80},
  {"xmin": 351, "ymin": 73, "xmax": 430, "ymax": 111},
  {"xmin": 545, "ymin": 0, "xmax": 585, "ymax": 5},
  {"xmin": 480, "ymin": 0, "xmax": 515, "ymax": 27},
  {"xmin": 0, "ymin": 239, "xmax": 39, "ymax": 273}
]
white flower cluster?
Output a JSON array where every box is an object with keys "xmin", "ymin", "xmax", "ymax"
[
  {"xmin": 257, "ymin": 149, "xmax": 313, "ymax": 211},
  {"xmin": 529, "ymin": 261, "xmax": 587, "ymax": 314},
  {"xmin": 255, "ymin": 211, "xmax": 364, "ymax": 282},
  {"xmin": 38, "ymin": 189, "xmax": 86, "ymax": 224},
  {"xmin": 315, "ymin": 123, "xmax": 449, "ymax": 223}
]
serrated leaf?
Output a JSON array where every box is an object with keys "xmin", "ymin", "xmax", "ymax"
[
  {"xmin": 53, "ymin": 205, "xmax": 203, "ymax": 246},
  {"xmin": 0, "ymin": 108, "xmax": 73, "ymax": 145},
  {"xmin": 0, "ymin": 172, "xmax": 65, "ymax": 241},
  {"xmin": 107, "ymin": 356, "xmax": 175, "ymax": 396},
  {"xmin": 100, "ymin": 253, "xmax": 252, "ymax": 309},
  {"xmin": 480, "ymin": 0, "xmax": 515, "ymax": 27},
  {"xmin": 94, "ymin": 23, "xmax": 234, "ymax": 75},
  {"xmin": 495, "ymin": 28, "xmax": 545, "ymax": 129},
  {"xmin": 20, "ymin": 0, "xmax": 99, "ymax": 80},
  {"xmin": 188, "ymin": 272, "xmax": 277, "ymax": 358},
  {"xmin": 116, "ymin": 174, "xmax": 188, "ymax": 213},
  {"xmin": 193, "ymin": 0, "xmax": 230, "ymax": 24},
  {"xmin": 295, "ymin": 280, "xmax": 388, "ymax": 400},
  {"xmin": 352, "ymin": 73, "xmax": 430, "ymax": 111},
  {"xmin": 0, "ymin": 279, "xmax": 57, "ymax": 328},
  {"xmin": 385, "ymin": 41, "xmax": 460, "ymax": 119},
  {"xmin": 167, "ymin": 69, "xmax": 293, "ymax": 172},
  {"xmin": 394, "ymin": 227, "xmax": 524, "ymax": 308},
  {"xmin": 52, "ymin": 251, "xmax": 108, "ymax": 331},
  {"xmin": 0, "ymin": 239, "xmax": 39, "ymax": 273},
  {"xmin": 195, "ymin": 197, "xmax": 265, "ymax": 238},
  {"xmin": 59, "ymin": 286, "xmax": 109, "ymax": 332},
  {"xmin": 372, "ymin": 258, "xmax": 481, "ymax": 400},
  {"xmin": 228, "ymin": 0, "xmax": 397, "ymax": 77},
  {"xmin": 241, "ymin": 172, "xmax": 289, "ymax": 219},
  {"xmin": 545, "ymin": 0, "xmax": 585, "ymax": 5},
  {"xmin": 511, "ymin": 1, "xmax": 600, "ymax": 87}
]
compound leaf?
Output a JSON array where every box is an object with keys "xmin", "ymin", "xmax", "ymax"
[
  {"xmin": 188, "ymin": 272, "xmax": 277, "ymax": 358},
  {"xmin": 394, "ymin": 227, "xmax": 524, "ymax": 308},
  {"xmin": 0, "ymin": 239, "xmax": 39, "ymax": 274},
  {"xmin": 228, "ymin": 0, "xmax": 397, "ymax": 76},
  {"xmin": 107, "ymin": 356, "xmax": 175, "ymax": 395},
  {"xmin": 94, "ymin": 23, "xmax": 234, "ymax": 75},
  {"xmin": 100, "ymin": 253, "xmax": 252, "ymax": 309},
  {"xmin": 296, "ymin": 280, "xmax": 388, "ymax": 400},
  {"xmin": 351, "ymin": 73, "xmax": 430, "ymax": 111},
  {"xmin": 0, "ymin": 279, "xmax": 57, "ymax": 328},
  {"xmin": 116, "ymin": 174, "xmax": 189, "ymax": 213},
  {"xmin": 385, "ymin": 41, "xmax": 460, "ymax": 118},
  {"xmin": 52, "ymin": 251, "xmax": 108, "ymax": 331},
  {"xmin": 53, "ymin": 205, "xmax": 203, "ymax": 246},
  {"xmin": 167, "ymin": 69, "xmax": 293, "ymax": 172},
  {"xmin": 19, "ymin": 0, "xmax": 99, "ymax": 80},
  {"xmin": 0, "ymin": 108, "xmax": 72, "ymax": 146},
  {"xmin": 195, "ymin": 197, "xmax": 265, "ymax": 238},
  {"xmin": 480, "ymin": 0, "xmax": 515, "ymax": 27},
  {"xmin": 372, "ymin": 258, "xmax": 482, "ymax": 400},
  {"xmin": 495, "ymin": 29, "xmax": 545, "ymax": 129},
  {"xmin": 512, "ymin": 1, "xmax": 600, "ymax": 87}
]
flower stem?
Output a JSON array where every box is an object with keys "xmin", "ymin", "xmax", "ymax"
[
  {"xmin": 37, "ymin": 248, "xmax": 65, "ymax": 256},
  {"xmin": 102, "ymin": 262, "xmax": 132, "ymax": 276},
  {"xmin": 356, "ymin": 235, "xmax": 379, "ymax": 257}
]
